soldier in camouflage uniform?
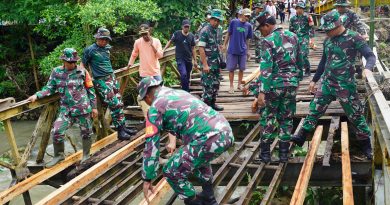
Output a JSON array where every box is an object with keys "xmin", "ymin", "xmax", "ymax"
[
  {"xmin": 28, "ymin": 48, "xmax": 98, "ymax": 168},
  {"xmin": 198, "ymin": 9, "xmax": 224, "ymax": 111},
  {"xmin": 81, "ymin": 28, "xmax": 136, "ymax": 140},
  {"xmin": 291, "ymin": 11, "xmax": 376, "ymax": 159},
  {"xmin": 334, "ymin": 0, "xmax": 368, "ymax": 78},
  {"xmin": 255, "ymin": 11, "xmax": 304, "ymax": 163},
  {"xmin": 250, "ymin": 3, "xmax": 264, "ymax": 26},
  {"xmin": 289, "ymin": 1, "xmax": 315, "ymax": 76},
  {"xmin": 138, "ymin": 77, "xmax": 234, "ymax": 205}
]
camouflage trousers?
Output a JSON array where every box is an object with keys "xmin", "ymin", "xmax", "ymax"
[
  {"xmin": 302, "ymin": 80, "xmax": 371, "ymax": 140},
  {"xmin": 298, "ymin": 35, "xmax": 311, "ymax": 72},
  {"xmin": 51, "ymin": 112, "xmax": 92, "ymax": 143},
  {"xmin": 93, "ymin": 74, "xmax": 125, "ymax": 128},
  {"xmin": 163, "ymin": 126, "xmax": 234, "ymax": 199},
  {"xmin": 201, "ymin": 69, "xmax": 221, "ymax": 104},
  {"xmin": 260, "ymin": 87, "xmax": 297, "ymax": 141}
]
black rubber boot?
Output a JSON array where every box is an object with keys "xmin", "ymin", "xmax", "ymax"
[
  {"xmin": 81, "ymin": 138, "xmax": 92, "ymax": 163},
  {"xmin": 198, "ymin": 181, "xmax": 218, "ymax": 205},
  {"xmin": 117, "ymin": 125, "xmax": 131, "ymax": 140},
  {"xmin": 46, "ymin": 142, "xmax": 65, "ymax": 168},
  {"xmin": 184, "ymin": 196, "xmax": 203, "ymax": 205},
  {"xmin": 124, "ymin": 127, "xmax": 138, "ymax": 135},
  {"xmin": 279, "ymin": 140, "xmax": 290, "ymax": 163},
  {"xmin": 304, "ymin": 67, "xmax": 311, "ymax": 77},
  {"xmin": 359, "ymin": 138, "xmax": 372, "ymax": 160},
  {"xmin": 259, "ymin": 138, "xmax": 272, "ymax": 163},
  {"xmin": 291, "ymin": 129, "xmax": 310, "ymax": 147},
  {"xmin": 211, "ymin": 99, "xmax": 224, "ymax": 111}
]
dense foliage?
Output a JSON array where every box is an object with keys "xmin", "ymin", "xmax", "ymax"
[{"xmin": 0, "ymin": 0, "xmax": 229, "ymax": 101}]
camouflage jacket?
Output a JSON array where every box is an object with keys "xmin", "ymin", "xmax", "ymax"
[
  {"xmin": 318, "ymin": 29, "xmax": 372, "ymax": 84},
  {"xmin": 142, "ymin": 87, "xmax": 232, "ymax": 180},
  {"xmin": 198, "ymin": 24, "xmax": 222, "ymax": 70},
  {"xmin": 289, "ymin": 13, "xmax": 315, "ymax": 38},
  {"xmin": 258, "ymin": 27, "xmax": 303, "ymax": 93},
  {"xmin": 339, "ymin": 9, "xmax": 366, "ymax": 36},
  {"xmin": 36, "ymin": 66, "xmax": 97, "ymax": 116}
]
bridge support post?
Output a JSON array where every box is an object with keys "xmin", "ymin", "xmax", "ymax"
[{"xmin": 369, "ymin": 0, "xmax": 375, "ymax": 47}]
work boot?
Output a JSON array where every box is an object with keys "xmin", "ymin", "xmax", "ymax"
[
  {"xmin": 211, "ymin": 99, "xmax": 224, "ymax": 111},
  {"xmin": 184, "ymin": 196, "xmax": 203, "ymax": 205},
  {"xmin": 304, "ymin": 68, "xmax": 311, "ymax": 77},
  {"xmin": 124, "ymin": 127, "xmax": 138, "ymax": 135},
  {"xmin": 291, "ymin": 129, "xmax": 311, "ymax": 147},
  {"xmin": 117, "ymin": 126, "xmax": 131, "ymax": 140},
  {"xmin": 81, "ymin": 138, "xmax": 92, "ymax": 163},
  {"xmin": 46, "ymin": 142, "xmax": 65, "ymax": 168},
  {"xmin": 198, "ymin": 181, "xmax": 218, "ymax": 205},
  {"xmin": 359, "ymin": 138, "xmax": 373, "ymax": 160},
  {"xmin": 279, "ymin": 140, "xmax": 290, "ymax": 163},
  {"xmin": 259, "ymin": 138, "xmax": 272, "ymax": 163}
]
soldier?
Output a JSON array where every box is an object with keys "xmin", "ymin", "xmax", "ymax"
[
  {"xmin": 255, "ymin": 11, "xmax": 303, "ymax": 163},
  {"xmin": 335, "ymin": 0, "xmax": 368, "ymax": 78},
  {"xmin": 291, "ymin": 11, "xmax": 376, "ymax": 159},
  {"xmin": 139, "ymin": 77, "xmax": 234, "ymax": 205},
  {"xmin": 289, "ymin": 1, "xmax": 315, "ymax": 77},
  {"xmin": 27, "ymin": 48, "xmax": 97, "ymax": 167},
  {"xmin": 198, "ymin": 9, "xmax": 224, "ymax": 111},
  {"xmin": 81, "ymin": 28, "xmax": 136, "ymax": 140},
  {"xmin": 251, "ymin": 3, "xmax": 264, "ymax": 26}
]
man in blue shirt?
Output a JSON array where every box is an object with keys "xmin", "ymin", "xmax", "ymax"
[
  {"xmin": 164, "ymin": 19, "xmax": 197, "ymax": 92},
  {"xmin": 223, "ymin": 8, "xmax": 253, "ymax": 94}
]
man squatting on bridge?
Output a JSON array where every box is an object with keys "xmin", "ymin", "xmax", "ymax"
[
  {"xmin": 292, "ymin": 10, "xmax": 376, "ymax": 159},
  {"xmin": 138, "ymin": 77, "xmax": 234, "ymax": 205},
  {"xmin": 27, "ymin": 48, "xmax": 97, "ymax": 168}
]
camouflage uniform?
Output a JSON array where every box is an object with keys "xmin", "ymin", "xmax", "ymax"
[
  {"xmin": 140, "ymin": 86, "xmax": 234, "ymax": 199},
  {"xmin": 198, "ymin": 23, "xmax": 222, "ymax": 105},
  {"xmin": 253, "ymin": 30, "xmax": 264, "ymax": 63},
  {"xmin": 339, "ymin": 9, "xmax": 367, "ymax": 36},
  {"xmin": 82, "ymin": 42, "xmax": 126, "ymax": 128},
  {"xmin": 302, "ymin": 11, "xmax": 373, "ymax": 140},
  {"xmin": 289, "ymin": 12, "xmax": 314, "ymax": 74},
  {"xmin": 258, "ymin": 26, "xmax": 303, "ymax": 141},
  {"xmin": 36, "ymin": 66, "xmax": 96, "ymax": 143}
]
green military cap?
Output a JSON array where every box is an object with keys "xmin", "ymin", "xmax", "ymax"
[
  {"xmin": 137, "ymin": 77, "xmax": 163, "ymax": 100},
  {"xmin": 319, "ymin": 10, "xmax": 342, "ymax": 31},
  {"xmin": 210, "ymin": 9, "xmax": 224, "ymax": 21},
  {"xmin": 254, "ymin": 3, "xmax": 264, "ymax": 9},
  {"xmin": 94, "ymin": 27, "xmax": 112, "ymax": 41},
  {"xmin": 256, "ymin": 11, "xmax": 271, "ymax": 26},
  {"xmin": 334, "ymin": 0, "xmax": 351, "ymax": 7},
  {"xmin": 295, "ymin": 1, "xmax": 306, "ymax": 9},
  {"xmin": 59, "ymin": 48, "xmax": 80, "ymax": 62}
]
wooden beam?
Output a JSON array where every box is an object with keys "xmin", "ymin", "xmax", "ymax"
[
  {"xmin": 290, "ymin": 126, "xmax": 323, "ymax": 205},
  {"xmin": 3, "ymin": 119, "xmax": 20, "ymax": 165},
  {"xmin": 242, "ymin": 69, "xmax": 260, "ymax": 85},
  {"xmin": 341, "ymin": 122, "xmax": 354, "ymax": 205},
  {"xmin": 322, "ymin": 116, "xmax": 340, "ymax": 166},
  {"xmin": 139, "ymin": 179, "xmax": 172, "ymax": 205},
  {"xmin": 35, "ymin": 135, "xmax": 145, "ymax": 205},
  {"xmin": 0, "ymin": 133, "xmax": 118, "ymax": 204}
]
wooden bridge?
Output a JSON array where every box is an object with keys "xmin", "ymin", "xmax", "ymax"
[{"xmin": 0, "ymin": 20, "xmax": 390, "ymax": 205}]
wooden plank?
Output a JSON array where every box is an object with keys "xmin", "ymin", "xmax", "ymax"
[
  {"xmin": 322, "ymin": 116, "xmax": 340, "ymax": 166},
  {"xmin": 35, "ymin": 135, "xmax": 145, "ymax": 205},
  {"xmin": 290, "ymin": 126, "xmax": 323, "ymax": 205},
  {"xmin": 139, "ymin": 179, "xmax": 172, "ymax": 205},
  {"xmin": 3, "ymin": 119, "xmax": 20, "ymax": 165},
  {"xmin": 341, "ymin": 122, "xmax": 354, "ymax": 205},
  {"xmin": 0, "ymin": 133, "xmax": 118, "ymax": 204}
]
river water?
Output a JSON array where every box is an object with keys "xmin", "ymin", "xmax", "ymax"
[{"xmin": 0, "ymin": 120, "xmax": 84, "ymax": 204}]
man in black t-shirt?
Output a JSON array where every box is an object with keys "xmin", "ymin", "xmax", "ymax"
[
  {"xmin": 278, "ymin": 1, "xmax": 286, "ymax": 23},
  {"xmin": 164, "ymin": 19, "xmax": 197, "ymax": 92}
]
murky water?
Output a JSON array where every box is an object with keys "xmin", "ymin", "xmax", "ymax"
[{"xmin": 0, "ymin": 120, "xmax": 85, "ymax": 204}]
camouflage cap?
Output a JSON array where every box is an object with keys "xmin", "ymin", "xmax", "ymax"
[
  {"xmin": 334, "ymin": 0, "xmax": 351, "ymax": 7},
  {"xmin": 137, "ymin": 77, "xmax": 163, "ymax": 100},
  {"xmin": 94, "ymin": 28, "xmax": 112, "ymax": 41},
  {"xmin": 59, "ymin": 48, "xmax": 80, "ymax": 62},
  {"xmin": 139, "ymin": 24, "xmax": 150, "ymax": 35},
  {"xmin": 210, "ymin": 9, "xmax": 224, "ymax": 21},
  {"xmin": 254, "ymin": 3, "xmax": 264, "ymax": 9},
  {"xmin": 319, "ymin": 10, "xmax": 342, "ymax": 31},
  {"xmin": 256, "ymin": 11, "xmax": 271, "ymax": 26},
  {"xmin": 295, "ymin": 1, "xmax": 306, "ymax": 9}
]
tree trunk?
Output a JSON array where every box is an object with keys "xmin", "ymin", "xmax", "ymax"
[{"xmin": 27, "ymin": 28, "xmax": 40, "ymax": 91}]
